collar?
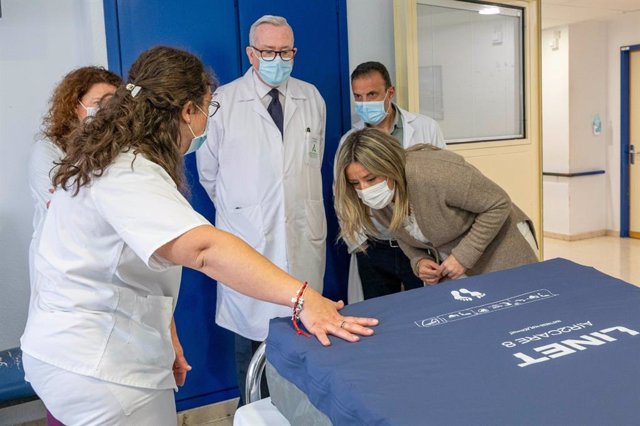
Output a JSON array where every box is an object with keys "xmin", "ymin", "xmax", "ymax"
[
  {"xmin": 251, "ymin": 68, "xmax": 288, "ymax": 100},
  {"xmin": 391, "ymin": 104, "xmax": 403, "ymax": 132}
]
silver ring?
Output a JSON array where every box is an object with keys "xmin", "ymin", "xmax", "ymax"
[{"xmin": 339, "ymin": 320, "xmax": 346, "ymax": 329}]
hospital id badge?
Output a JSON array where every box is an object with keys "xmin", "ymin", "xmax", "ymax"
[{"xmin": 305, "ymin": 129, "xmax": 322, "ymax": 167}]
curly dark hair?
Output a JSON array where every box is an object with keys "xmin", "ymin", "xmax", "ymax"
[
  {"xmin": 42, "ymin": 66, "xmax": 122, "ymax": 152},
  {"xmin": 53, "ymin": 46, "xmax": 216, "ymax": 195}
]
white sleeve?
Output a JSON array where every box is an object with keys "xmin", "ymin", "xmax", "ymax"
[
  {"xmin": 432, "ymin": 121, "xmax": 446, "ymax": 149},
  {"xmin": 91, "ymin": 157, "xmax": 210, "ymax": 270},
  {"xmin": 196, "ymin": 92, "xmax": 224, "ymax": 203},
  {"xmin": 28, "ymin": 140, "xmax": 61, "ymax": 212}
]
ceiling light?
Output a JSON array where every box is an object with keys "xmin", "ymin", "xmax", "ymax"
[{"xmin": 479, "ymin": 6, "xmax": 500, "ymax": 15}]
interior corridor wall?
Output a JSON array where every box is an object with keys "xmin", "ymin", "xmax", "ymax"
[
  {"xmin": 0, "ymin": 0, "xmax": 108, "ymax": 350},
  {"xmin": 542, "ymin": 21, "xmax": 608, "ymax": 238},
  {"xmin": 543, "ymin": 12, "xmax": 640, "ymax": 237}
]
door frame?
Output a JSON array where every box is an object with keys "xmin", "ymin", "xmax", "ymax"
[{"xmin": 620, "ymin": 43, "xmax": 640, "ymax": 237}]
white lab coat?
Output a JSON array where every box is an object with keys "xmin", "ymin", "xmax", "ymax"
[
  {"xmin": 22, "ymin": 152, "xmax": 209, "ymax": 391},
  {"xmin": 197, "ymin": 69, "xmax": 327, "ymax": 341},
  {"xmin": 27, "ymin": 139, "xmax": 63, "ymax": 312},
  {"xmin": 336, "ymin": 106, "xmax": 445, "ymax": 303}
]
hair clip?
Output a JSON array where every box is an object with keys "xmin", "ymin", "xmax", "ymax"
[{"xmin": 125, "ymin": 83, "xmax": 142, "ymax": 98}]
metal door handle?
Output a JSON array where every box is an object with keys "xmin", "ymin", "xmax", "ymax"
[{"xmin": 631, "ymin": 144, "xmax": 636, "ymax": 165}]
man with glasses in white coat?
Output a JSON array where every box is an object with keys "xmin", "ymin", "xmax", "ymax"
[
  {"xmin": 197, "ymin": 15, "xmax": 326, "ymax": 404},
  {"xmin": 335, "ymin": 61, "xmax": 445, "ymax": 304}
]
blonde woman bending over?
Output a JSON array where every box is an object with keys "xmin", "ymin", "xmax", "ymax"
[{"xmin": 334, "ymin": 128, "xmax": 538, "ymax": 286}]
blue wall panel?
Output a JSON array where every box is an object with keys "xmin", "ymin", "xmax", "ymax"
[
  {"xmin": 107, "ymin": 0, "xmax": 242, "ymax": 84},
  {"xmin": 103, "ymin": 0, "xmax": 350, "ymax": 411}
]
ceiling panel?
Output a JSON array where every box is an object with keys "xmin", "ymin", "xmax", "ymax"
[{"xmin": 542, "ymin": 0, "xmax": 640, "ymax": 29}]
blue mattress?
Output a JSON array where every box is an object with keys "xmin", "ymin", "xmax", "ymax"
[{"xmin": 266, "ymin": 258, "xmax": 640, "ymax": 425}]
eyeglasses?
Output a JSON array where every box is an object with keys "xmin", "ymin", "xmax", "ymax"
[
  {"xmin": 251, "ymin": 46, "xmax": 297, "ymax": 62},
  {"xmin": 208, "ymin": 100, "xmax": 220, "ymax": 118}
]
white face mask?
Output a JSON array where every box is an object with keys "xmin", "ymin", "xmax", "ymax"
[
  {"xmin": 79, "ymin": 100, "xmax": 98, "ymax": 118},
  {"xmin": 355, "ymin": 179, "xmax": 395, "ymax": 210}
]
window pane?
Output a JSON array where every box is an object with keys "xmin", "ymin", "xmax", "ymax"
[{"xmin": 417, "ymin": 0, "xmax": 524, "ymax": 143}]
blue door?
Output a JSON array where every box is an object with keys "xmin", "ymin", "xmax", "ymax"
[{"xmin": 104, "ymin": 0, "xmax": 351, "ymax": 411}]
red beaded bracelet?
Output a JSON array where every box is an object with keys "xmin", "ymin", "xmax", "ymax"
[{"xmin": 291, "ymin": 282, "xmax": 310, "ymax": 337}]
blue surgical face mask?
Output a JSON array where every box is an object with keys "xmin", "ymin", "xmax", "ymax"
[
  {"xmin": 354, "ymin": 91, "xmax": 390, "ymax": 125},
  {"xmin": 185, "ymin": 105, "xmax": 208, "ymax": 156},
  {"xmin": 258, "ymin": 57, "xmax": 293, "ymax": 87}
]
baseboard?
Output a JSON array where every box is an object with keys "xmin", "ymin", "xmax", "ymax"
[
  {"xmin": 544, "ymin": 230, "xmax": 608, "ymax": 241},
  {"xmin": 178, "ymin": 398, "xmax": 239, "ymax": 426}
]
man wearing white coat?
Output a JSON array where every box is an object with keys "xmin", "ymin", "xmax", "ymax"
[
  {"xmin": 335, "ymin": 61, "xmax": 445, "ymax": 303},
  {"xmin": 196, "ymin": 15, "xmax": 326, "ymax": 402}
]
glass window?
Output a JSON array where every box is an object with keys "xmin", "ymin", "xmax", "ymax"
[{"xmin": 417, "ymin": 0, "xmax": 524, "ymax": 143}]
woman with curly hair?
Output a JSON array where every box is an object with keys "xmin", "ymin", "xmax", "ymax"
[
  {"xmin": 21, "ymin": 46, "xmax": 376, "ymax": 425},
  {"xmin": 28, "ymin": 66, "xmax": 121, "ymax": 282}
]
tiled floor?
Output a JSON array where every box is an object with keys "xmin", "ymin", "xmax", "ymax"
[{"xmin": 543, "ymin": 236, "xmax": 640, "ymax": 287}]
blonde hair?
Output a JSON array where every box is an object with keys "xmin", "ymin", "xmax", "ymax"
[{"xmin": 334, "ymin": 128, "xmax": 409, "ymax": 248}]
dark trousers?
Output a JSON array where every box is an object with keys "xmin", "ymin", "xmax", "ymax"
[
  {"xmin": 356, "ymin": 239, "xmax": 424, "ymax": 300},
  {"xmin": 234, "ymin": 334, "xmax": 269, "ymax": 407}
]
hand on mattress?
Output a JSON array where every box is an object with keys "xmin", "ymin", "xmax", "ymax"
[{"xmin": 300, "ymin": 289, "xmax": 379, "ymax": 346}]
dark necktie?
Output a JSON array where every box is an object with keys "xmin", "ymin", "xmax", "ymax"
[{"xmin": 267, "ymin": 88, "xmax": 283, "ymax": 137}]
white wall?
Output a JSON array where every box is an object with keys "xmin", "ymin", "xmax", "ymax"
[
  {"xmin": 542, "ymin": 26, "xmax": 569, "ymax": 173},
  {"xmin": 568, "ymin": 21, "xmax": 608, "ymax": 174},
  {"xmin": 568, "ymin": 21, "xmax": 608, "ymax": 235},
  {"xmin": 0, "ymin": 0, "xmax": 108, "ymax": 349},
  {"xmin": 541, "ymin": 26, "xmax": 570, "ymax": 234},
  {"xmin": 542, "ymin": 21, "xmax": 609, "ymax": 237},
  {"xmin": 346, "ymin": 0, "xmax": 395, "ymax": 124},
  {"xmin": 605, "ymin": 11, "xmax": 640, "ymax": 233}
]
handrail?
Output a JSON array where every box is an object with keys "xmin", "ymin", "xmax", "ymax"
[{"xmin": 542, "ymin": 170, "xmax": 605, "ymax": 177}]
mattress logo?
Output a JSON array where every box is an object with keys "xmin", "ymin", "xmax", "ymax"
[
  {"xmin": 513, "ymin": 326, "xmax": 639, "ymax": 368},
  {"xmin": 415, "ymin": 289, "xmax": 556, "ymax": 328},
  {"xmin": 451, "ymin": 288, "xmax": 485, "ymax": 302}
]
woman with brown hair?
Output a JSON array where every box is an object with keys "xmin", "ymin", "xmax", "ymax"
[
  {"xmin": 334, "ymin": 128, "xmax": 538, "ymax": 287},
  {"xmin": 28, "ymin": 66, "xmax": 121, "ymax": 282},
  {"xmin": 30, "ymin": 66, "xmax": 121, "ymax": 213},
  {"xmin": 21, "ymin": 46, "xmax": 376, "ymax": 425}
]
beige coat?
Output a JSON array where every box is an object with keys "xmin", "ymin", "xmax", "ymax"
[{"xmin": 372, "ymin": 145, "xmax": 538, "ymax": 277}]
